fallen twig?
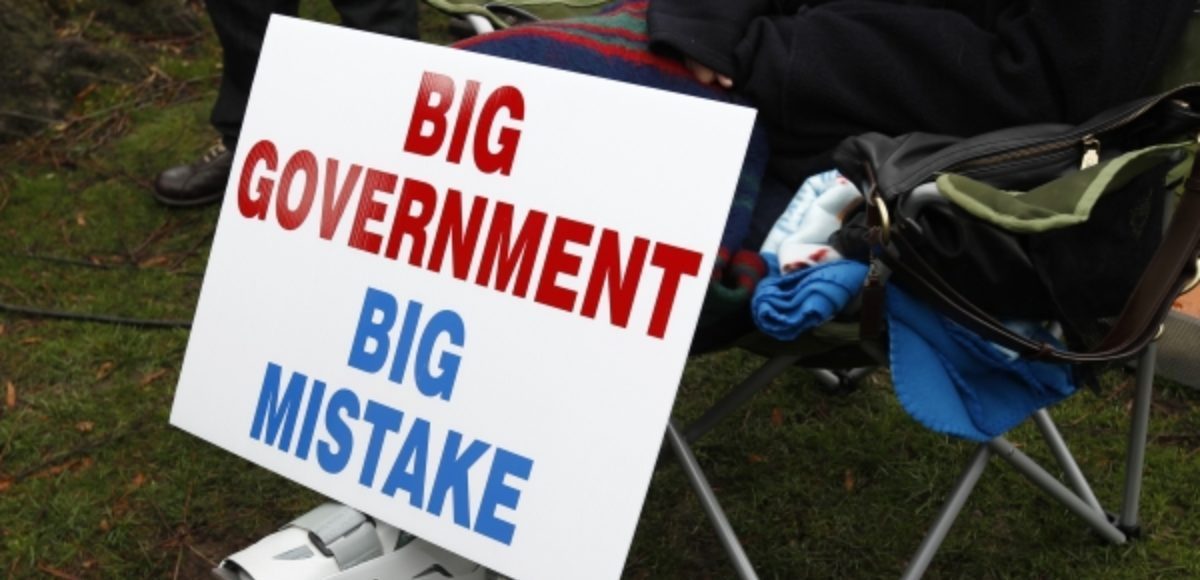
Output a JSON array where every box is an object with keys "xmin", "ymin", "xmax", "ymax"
[
  {"xmin": 0, "ymin": 301, "xmax": 192, "ymax": 330},
  {"xmin": 0, "ymin": 279, "xmax": 34, "ymax": 304},
  {"xmin": 128, "ymin": 218, "xmax": 177, "ymax": 262},
  {"xmin": 167, "ymin": 225, "xmax": 216, "ymax": 271},
  {"xmin": 187, "ymin": 543, "xmax": 218, "ymax": 568},
  {"xmin": 5, "ymin": 418, "xmax": 151, "ymax": 485},
  {"xmin": 58, "ymin": 74, "xmax": 219, "ymax": 128},
  {"xmin": 7, "ymin": 250, "xmax": 119, "ymax": 270},
  {"xmin": 0, "ymin": 110, "xmax": 59, "ymax": 124},
  {"xmin": 36, "ymin": 564, "xmax": 80, "ymax": 580}
]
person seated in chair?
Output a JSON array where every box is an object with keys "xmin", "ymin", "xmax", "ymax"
[{"xmin": 647, "ymin": 0, "xmax": 1198, "ymax": 249}]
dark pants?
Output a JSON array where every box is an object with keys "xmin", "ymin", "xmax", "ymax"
[{"xmin": 205, "ymin": 0, "xmax": 419, "ymax": 148}]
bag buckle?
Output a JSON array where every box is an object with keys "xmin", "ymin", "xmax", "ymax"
[
  {"xmin": 1081, "ymin": 136, "xmax": 1100, "ymax": 169},
  {"xmin": 870, "ymin": 196, "xmax": 891, "ymax": 246}
]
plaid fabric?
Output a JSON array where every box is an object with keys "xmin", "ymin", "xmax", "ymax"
[{"xmin": 454, "ymin": 0, "xmax": 771, "ymax": 320}]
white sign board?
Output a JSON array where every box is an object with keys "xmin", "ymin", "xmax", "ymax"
[{"xmin": 171, "ymin": 16, "xmax": 755, "ymax": 580}]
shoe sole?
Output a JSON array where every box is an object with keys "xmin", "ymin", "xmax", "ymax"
[{"xmin": 151, "ymin": 189, "xmax": 225, "ymax": 208}]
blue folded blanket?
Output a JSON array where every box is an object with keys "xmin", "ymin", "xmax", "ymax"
[
  {"xmin": 886, "ymin": 287, "xmax": 1076, "ymax": 441},
  {"xmin": 752, "ymin": 257, "xmax": 867, "ymax": 341}
]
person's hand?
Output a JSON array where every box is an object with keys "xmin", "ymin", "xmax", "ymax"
[{"xmin": 685, "ymin": 59, "xmax": 733, "ymax": 89}]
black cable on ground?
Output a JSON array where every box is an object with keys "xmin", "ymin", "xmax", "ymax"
[{"xmin": 0, "ymin": 301, "xmax": 192, "ymax": 329}]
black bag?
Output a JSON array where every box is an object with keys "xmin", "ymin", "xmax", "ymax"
[{"xmin": 831, "ymin": 83, "xmax": 1200, "ymax": 364}]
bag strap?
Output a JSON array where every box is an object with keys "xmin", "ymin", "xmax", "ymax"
[
  {"xmin": 1096, "ymin": 162, "xmax": 1200, "ymax": 353},
  {"xmin": 872, "ymin": 157, "xmax": 1200, "ymax": 364}
]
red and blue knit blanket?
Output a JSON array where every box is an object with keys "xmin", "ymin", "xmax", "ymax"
[{"xmin": 454, "ymin": 0, "xmax": 770, "ymax": 331}]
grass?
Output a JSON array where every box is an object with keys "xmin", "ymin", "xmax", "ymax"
[{"xmin": 2, "ymin": 2, "xmax": 1200, "ymax": 579}]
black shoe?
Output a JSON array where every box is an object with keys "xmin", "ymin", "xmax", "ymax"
[{"xmin": 153, "ymin": 143, "xmax": 234, "ymax": 207}]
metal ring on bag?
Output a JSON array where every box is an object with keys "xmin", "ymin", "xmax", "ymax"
[
  {"xmin": 1183, "ymin": 258, "xmax": 1200, "ymax": 294},
  {"xmin": 874, "ymin": 197, "xmax": 891, "ymax": 246}
]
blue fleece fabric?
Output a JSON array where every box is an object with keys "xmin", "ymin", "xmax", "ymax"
[
  {"xmin": 886, "ymin": 287, "xmax": 1077, "ymax": 441},
  {"xmin": 752, "ymin": 257, "xmax": 868, "ymax": 341}
]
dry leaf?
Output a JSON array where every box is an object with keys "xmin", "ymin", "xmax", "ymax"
[
  {"xmin": 843, "ymin": 469, "xmax": 856, "ymax": 492},
  {"xmin": 37, "ymin": 564, "xmax": 80, "ymax": 580},
  {"xmin": 0, "ymin": 323, "xmax": 6, "ymax": 336},
  {"xmin": 20, "ymin": 337, "xmax": 42, "ymax": 345},
  {"xmin": 74, "ymin": 83, "xmax": 98, "ymax": 103},
  {"xmin": 770, "ymin": 407, "xmax": 784, "ymax": 427},
  {"xmin": 75, "ymin": 421, "xmax": 95, "ymax": 433},
  {"xmin": 95, "ymin": 362, "xmax": 115, "ymax": 381},
  {"xmin": 148, "ymin": 64, "xmax": 171, "ymax": 82},
  {"xmin": 138, "ymin": 255, "xmax": 168, "ymax": 268},
  {"xmin": 98, "ymin": 519, "xmax": 110, "ymax": 532},
  {"xmin": 42, "ymin": 461, "xmax": 74, "ymax": 478},
  {"xmin": 26, "ymin": 457, "xmax": 93, "ymax": 482},
  {"xmin": 5, "ymin": 380, "xmax": 14, "ymax": 410},
  {"xmin": 130, "ymin": 472, "xmax": 147, "ymax": 490},
  {"xmin": 112, "ymin": 497, "xmax": 129, "ymax": 518},
  {"xmin": 747, "ymin": 453, "xmax": 768, "ymax": 464},
  {"xmin": 0, "ymin": 479, "xmax": 11, "ymax": 493},
  {"xmin": 75, "ymin": 212, "xmax": 86, "ymax": 226},
  {"xmin": 139, "ymin": 369, "xmax": 168, "ymax": 386}
]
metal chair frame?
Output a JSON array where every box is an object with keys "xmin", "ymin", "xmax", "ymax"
[{"xmin": 665, "ymin": 343, "xmax": 1159, "ymax": 579}]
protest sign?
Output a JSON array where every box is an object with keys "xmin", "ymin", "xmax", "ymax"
[{"xmin": 171, "ymin": 15, "xmax": 755, "ymax": 580}]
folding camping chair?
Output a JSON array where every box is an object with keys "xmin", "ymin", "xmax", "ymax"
[
  {"xmin": 663, "ymin": 13, "xmax": 1200, "ymax": 578},
  {"xmin": 432, "ymin": 3, "xmax": 1200, "ymax": 578}
]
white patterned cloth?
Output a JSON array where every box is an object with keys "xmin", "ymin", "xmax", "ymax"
[{"xmin": 760, "ymin": 170, "xmax": 860, "ymax": 274}]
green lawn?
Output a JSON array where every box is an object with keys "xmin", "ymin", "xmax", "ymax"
[{"xmin": 2, "ymin": 3, "xmax": 1200, "ymax": 579}]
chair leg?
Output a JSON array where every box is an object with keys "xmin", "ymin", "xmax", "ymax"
[
  {"xmin": 1120, "ymin": 342, "xmax": 1158, "ymax": 534},
  {"xmin": 988, "ymin": 438, "xmax": 1127, "ymax": 544},
  {"xmin": 1032, "ymin": 409, "xmax": 1105, "ymax": 514},
  {"xmin": 901, "ymin": 445, "xmax": 991, "ymax": 580},
  {"xmin": 665, "ymin": 421, "xmax": 760, "ymax": 580},
  {"xmin": 811, "ymin": 366, "xmax": 875, "ymax": 396}
]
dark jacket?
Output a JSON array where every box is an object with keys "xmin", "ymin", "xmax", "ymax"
[{"xmin": 648, "ymin": 0, "xmax": 1196, "ymax": 190}]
